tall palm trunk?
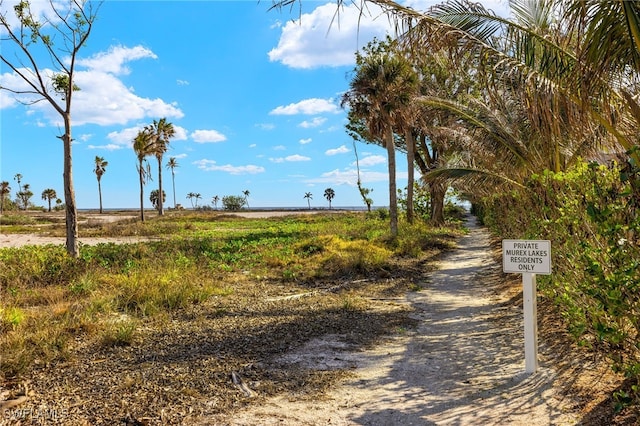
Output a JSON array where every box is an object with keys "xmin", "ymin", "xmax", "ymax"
[
  {"xmin": 138, "ymin": 165, "xmax": 145, "ymax": 222},
  {"xmin": 385, "ymin": 126, "xmax": 398, "ymax": 237},
  {"xmin": 157, "ymin": 156, "xmax": 164, "ymax": 216},
  {"xmin": 171, "ymin": 170, "xmax": 176, "ymax": 209},
  {"xmin": 430, "ymin": 180, "xmax": 446, "ymax": 226},
  {"xmin": 98, "ymin": 178, "xmax": 103, "ymax": 214},
  {"xmin": 405, "ymin": 128, "xmax": 416, "ymax": 224}
]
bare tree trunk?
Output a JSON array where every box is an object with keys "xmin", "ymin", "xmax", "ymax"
[
  {"xmin": 386, "ymin": 127, "xmax": 398, "ymax": 237},
  {"xmin": 405, "ymin": 128, "xmax": 415, "ymax": 224},
  {"xmin": 62, "ymin": 117, "xmax": 79, "ymax": 257}
]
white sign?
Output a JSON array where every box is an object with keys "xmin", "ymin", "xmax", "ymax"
[{"xmin": 502, "ymin": 240, "xmax": 551, "ymax": 275}]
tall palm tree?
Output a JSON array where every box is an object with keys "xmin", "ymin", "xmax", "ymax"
[
  {"xmin": 133, "ymin": 129, "xmax": 153, "ymax": 222},
  {"xmin": 343, "ymin": 38, "xmax": 418, "ymax": 236},
  {"xmin": 195, "ymin": 193, "xmax": 202, "ymax": 208},
  {"xmin": 93, "ymin": 156, "xmax": 108, "ymax": 213},
  {"xmin": 242, "ymin": 190, "xmax": 250, "ymax": 208},
  {"xmin": 324, "ymin": 187, "xmax": 335, "ymax": 209},
  {"xmin": 212, "ymin": 195, "xmax": 220, "ymax": 210},
  {"xmin": 41, "ymin": 188, "xmax": 57, "ymax": 212},
  {"xmin": 0, "ymin": 181, "xmax": 11, "ymax": 214},
  {"xmin": 166, "ymin": 157, "xmax": 179, "ymax": 209},
  {"xmin": 304, "ymin": 192, "xmax": 313, "ymax": 209},
  {"xmin": 147, "ymin": 118, "xmax": 175, "ymax": 216}
]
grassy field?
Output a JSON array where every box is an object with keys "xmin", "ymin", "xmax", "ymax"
[{"xmin": 0, "ymin": 210, "xmax": 465, "ymax": 423}]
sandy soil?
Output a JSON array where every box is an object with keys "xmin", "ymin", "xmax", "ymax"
[{"xmin": 194, "ymin": 216, "xmax": 580, "ymax": 425}]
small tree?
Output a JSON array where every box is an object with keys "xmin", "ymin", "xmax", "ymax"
[
  {"xmin": 149, "ymin": 189, "xmax": 166, "ymax": 212},
  {"xmin": 187, "ymin": 192, "xmax": 196, "ymax": 208},
  {"xmin": 17, "ymin": 183, "xmax": 33, "ymax": 210},
  {"xmin": 324, "ymin": 187, "xmax": 335, "ymax": 209},
  {"xmin": 304, "ymin": 192, "xmax": 313, "ymax": 209},
  {"xmin": 212, "ymin": 195, "xmax": 220, "ymax": 209},
  {"xmin": 0, "ymin": 0, "xmax": 101, "ymax": 257},
  {"xmin": 41, "ymin": 188, "xmax": 57, "ymax": 212},
  {"xmin": 222, "ymin": 195, "xmax": 246, "ymax": 211}
]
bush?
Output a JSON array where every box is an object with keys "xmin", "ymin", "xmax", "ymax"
[
  {"xmin": 222, "ymin": 195, "xmax": 246, "ymax": 211},
  {"xmin": 477, "ymin": 159, "xmax": 640, "ymax": 403}
]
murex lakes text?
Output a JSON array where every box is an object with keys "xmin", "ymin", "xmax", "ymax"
[{"xmin": 504, "ymin": 242, "xmax": 548, "ymax": 270}]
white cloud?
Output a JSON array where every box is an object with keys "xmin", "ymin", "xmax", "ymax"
[
  {"xmin": 269, "ymin": 2, "xmax": 392, "ymax": 69},
  {"xmin": 87, "ymin": 143, "xmax": 121, "ymax": 151},
  {"xmin": 299, "ymin": 138, "xmax": 312, "ymax": 145},
  {"xmin": 77, "ymin": 45, "xmax": 157, "ymax": 75},
  {"xmin": 177, "ymin": 79, "xmax": 190, "ymax": 86},
  {"xmin": 325, "ymin": 145, "xmax": 350, "ymax": 156},
  {"xmin": 257, "ymin": 123, "xmax": 275, "ymax": 130},
  {"xmin": 270, "ymin": 154, "xmax": 311, "ymax": 163},
  {"xmin": 270, "ymin": 98, "xmax": 339, "ymax": 115},
  {"xmin": 193, "ymin": 159, "xmax": 265, "ymax": 175},
  {"xmin": 299, "ymin": 117, "xmax": 326, "ymax": 128},
  {"xmin": 273, "ymin": 145, "xmax": 286, "ymax": 151},
  {"xmin": 191, "ymin": 129, "xmax": 227, "ymax": 143},
  {"xmin": 104, "ymin": 124, "xmax": 187, "ymax": 149},
  {"xmin": 305, "ymin": 168, "xmax": 394, "ymax": 185},
  {"xmin": 356, "ymin": 154, "xmax": 386, "ymax": 166},
  {"xmin": 0, "ymin": 45, "xmax": 184, "ymax": 127}
]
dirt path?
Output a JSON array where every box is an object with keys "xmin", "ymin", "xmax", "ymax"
[{"xmin": 203, "ymin": 216, "xmax": 578, "ymax": 425}]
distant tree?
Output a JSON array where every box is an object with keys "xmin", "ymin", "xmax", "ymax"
[
  {"xmin": 41, "ymin": 188, "xmax": 57, "ymax": 212},
  {"xmin": 93, "ymin": 156, "xmax": 108, "ymax": 213},
  {"xmin": 149, "ymin": 189, "xmax": 166, "ymax": 212},
  {"xmin": 1, "ymin": 1, "xmax": 100, "ymax": 257},
  {"xmin": 0, "ymin": 181, "xmax": 11, "ymax": 214},
  {"xmin": 222, "ymin": 195, "xmax": 246, "ymax": 211},
  {"xmin": 55, "ymin": 198, "xmax": 63, "ymax": 211},
  {"xmin": 194, "ymin": 193, "xmax": 202, "ymax": 208},
  {"xmin": 13, "ymin": 174, "xmax": 22, "ymax": 193},
  {"xmin": 17, "ymin": 183, "xmax": 33, "ymax": 210},
  {"xmin": 304, "ymin": 192, "xmax": 313, "ymax": 209},
  {"xmin": 166, "ymin": 157, "xmax": 179, "ymax": 209},
  {"xmin": 324, "ymin": 188, "xmax": 335, "ymax": 209},
  {"xmin": 147, "ymin": 118, "xmax": 175, "ymax": 216},
  {"xmin": 242, "ymin": 190, "xmax": 250, "ymax": 208},
  {"xmin": 133, "ymin": 129, "xmax": 153, "ymax": 222},
  {"xmin": 187, "ymin": 192, "xmax": 196, "ymax": 208},
  {"xmin": 212, "ymin": 195, "xmax": 220, "ymax": 210}
]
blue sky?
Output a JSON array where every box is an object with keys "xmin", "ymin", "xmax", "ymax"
[{"xmin": 1, "ymin": 0, "xmax": 508, "ymax": 210}]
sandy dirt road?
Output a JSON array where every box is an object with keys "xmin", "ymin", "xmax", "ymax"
[{"xmin": 200, "ymin": 216, "xmax": 578, "ymax": 425}]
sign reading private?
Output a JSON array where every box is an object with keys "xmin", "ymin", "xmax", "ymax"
[{"xmin": 502, "ymin": 240, "xmax": 551, "ymax": 275}]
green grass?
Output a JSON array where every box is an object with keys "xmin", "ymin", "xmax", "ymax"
[{"xmin": 0, "ymin": 211, "xmax": 463, "ymax": 379}]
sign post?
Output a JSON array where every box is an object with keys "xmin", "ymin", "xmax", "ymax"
[{"xmin": 502, "ymin": 240, "xmax": 551, "ymax": 374}]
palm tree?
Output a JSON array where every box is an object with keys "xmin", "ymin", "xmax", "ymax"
[
  {"xmin": 304, "ymin": 192, "xmax": 313, "ymax": 209},
  {"xmin": 147, "ymin": 118, "xmax": 176, "ymax": 216},
  {"xmin": 93, "ymin": 156, "xmax": 108, "ymax": 213},
  {"xmin": 343, "ymin": 38, "xmax": 418, "ymax": 236},
  {"xmin": 133, "ymin": 129, "xmax": 153, "ymax": 222},
  {"xmin": 195, "ymin": 193, "xmax": 202, "ymax": 208},
  {"xmin": 324, "ymin": 187, "xmax": 335, "ymax": 209},
  {"xmin": 166, "ymin": 157, "xmax": 179, "ymax": 209},
  {"xmin": 41, "ymin": 188, "xmax": 57, "ymax": 212},
  {"xmin": 212, "ymin": 195, "xmax": 220, "ymax": 210},
  {"xmin": 242, "ymin": 190, "xmax": 250, "ymax": 208},
  {"xmin": 187, "ymin": 192, "xmax": 196, "ymax": 208},
  {"xmin": 0, "ymin": 181, "xmax": 11, "ymax": 214}
]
